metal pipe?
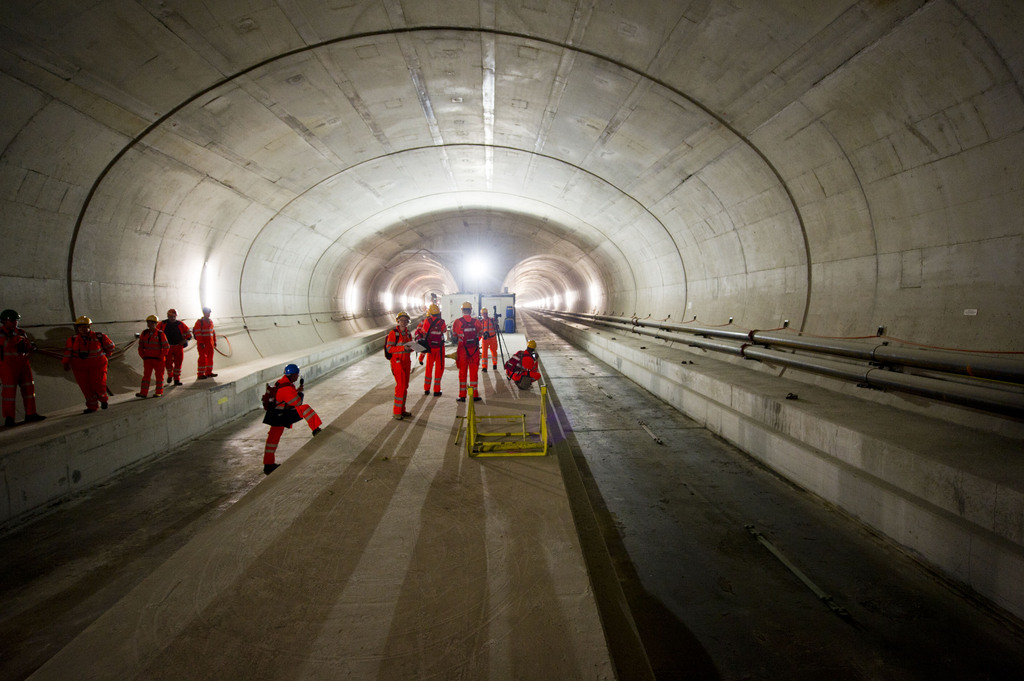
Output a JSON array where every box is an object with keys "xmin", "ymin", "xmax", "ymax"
[
  {"xmin": 543, "ymin": 310, "xmax": 1024, "ymax": 415},
  {"xmin": 551, "ymin": 310, "xmax": 1024, "ymax": 385}
]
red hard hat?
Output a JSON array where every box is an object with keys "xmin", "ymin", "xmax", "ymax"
[{"xmin": 167, "ymin": 308, "xmax": 177, "ymax": 316}]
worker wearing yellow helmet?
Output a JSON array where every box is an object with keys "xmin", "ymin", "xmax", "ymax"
[
  {"xmin": 385, "ymin": 310, "xmax": 415, "ymax": 420},
  {"xmin": 479, "ymin": 306, "xmax": 498, "ymax": 373},
  {"xmin": 451, "ymin": 301, "xmax": 482, "ymax": 402},
  {"xmin": 415, "ymin": 303, "xmax": 447, "ymax": 396},
  {"xmin": 135, "ymin": 314, "xmax": 170, "ymax": 399},
  {"xmin": 504, "ymin": 339, "xmax": 541, "ymax": 390},
  {"xmin": 62, "ymin": 314, "xmax": 116, "ymax": 413}
]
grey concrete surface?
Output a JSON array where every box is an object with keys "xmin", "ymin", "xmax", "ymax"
[
  {"xmin": 3, "ymin": 334, "xmax": 613, "ymax": 681},
  {"xmin": 531, "ymin": 311, "xmax": 1024, "ymax": 625},
  {"xmin": 3, "ymin": 316, "xmax": 1023, "ymax": 681}
]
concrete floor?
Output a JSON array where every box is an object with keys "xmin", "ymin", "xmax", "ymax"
[{"xmin": 2, "ymin": 316, "xmax": 1024, "ymax": 680}]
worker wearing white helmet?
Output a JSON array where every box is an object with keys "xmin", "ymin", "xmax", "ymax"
[
  {"xmin": 193, "ymin": 307, "xmax": 217, "ymax": 379},
  {"xmin": 451, "ymin": 301, "xmax": 482, "ymax": 402},
  {"xmin": 135, "ymin": 315, "xmax": 169, "ymax": 399},
  {"xmin": 157, "ymin": 308, "xmax": 191, "ymax": 386}
]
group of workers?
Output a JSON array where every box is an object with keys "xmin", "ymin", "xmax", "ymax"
[
  {"xmin": 5, "ymin": 301, "xmax": 542, "ymax": 481},
  {"xmin": 384, "ymin": 301, "xmax": 541, "ymax": 421},
  {"xmin": 0, "ymin": 307, "xmax": 219, "ymax": 425}
]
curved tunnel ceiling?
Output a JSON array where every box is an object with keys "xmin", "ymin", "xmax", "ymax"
[{"xmin": 2, "ymin": 1, "xmax": 1023, "ymax": 352}]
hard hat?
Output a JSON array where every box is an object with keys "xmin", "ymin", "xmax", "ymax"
[
  {"xmin": 0, "ymin": 309, "xmax": 20, "ymax": 322},
  {"xmin": 146, "ymin": 314, "xmax": 159, "ymax": 323},
  {"xmin": 527, "ymin": 340, "xmax": 537, "ymax": 350},
  {"xmin": 461, "ymin": 301, "xmax": 472, "ymax": 309},
  {"xmin": 480, "ymin": 308, "xmax": 489, "ymax": 315},
  {"xmin": 75, "ymin": 315, "xmax": 92, "ymax": 325},
  {"xmin": 284, "ymin": 363, "xmax": 300, "ymax": 376},
  {"xmin": 202, "ymin": 307, "xmax": 212, "ymax": 314},
  {"xmin": 166, "ymin": 308, "xmax": 177, "ymax": 316},
  {"xmin": 427, "ymin": 304, "xmax": 440, "ymax": 315},
  {"xmin": 396, "ymin": 310, "xmax": 410, "ymax": 320}
]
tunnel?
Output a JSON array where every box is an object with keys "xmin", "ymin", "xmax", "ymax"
[{"xmin": 1, "ymin": 1, "xmax": 1023, "ymax": 679}]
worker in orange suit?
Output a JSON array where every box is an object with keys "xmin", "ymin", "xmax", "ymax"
[
  {"xmin": 136, "ymin": 315, "xmax": 169, "ymax": 398},
  {"xmin": 1, "ymin": 309, "xmax": 46, "ymax": 428},
  {"xmin": 479, "ymin": 307, "xmax": 498, "ymax": 373},
  {"xmin": 157, "ymin": 308, "xmax": 191, "ymax": 386},
  {"xmin": 62, "ymin": 315, "xmax": 116, "ymax": 413},
  {"xmin": 505, "ymin": 339, "xmax": 541, "ymax": 389},
  {"xmin": 193, "ymin": 307, "xmax": 217, "ymax": 379},
  {"xmin": 451, "ymin": 301, "xmax": 482, "ymax": 402},
  {"xmin": 415, "ymin": 303, "xmax": 447, "ymax": 396},
  {"xmin": 262, "ymin": 363, "xmax": 322, "ymax": 475},
  {"xmin": 386, "ymin": 311, "xmax": 414, "ymax": 420}
]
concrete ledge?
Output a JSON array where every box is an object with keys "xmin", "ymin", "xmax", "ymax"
[
  {"xmin": 535, "ymin": 315, "xmax": 1024, "ymax": 623},
  {"xmin": 0, "ymin": 328, "xmax": 387, "ymax": 530}
]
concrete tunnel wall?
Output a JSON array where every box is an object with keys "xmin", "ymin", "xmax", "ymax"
[{"xmin": 1, "ymin": 4, "xmax": 1022, "ymax": 416}]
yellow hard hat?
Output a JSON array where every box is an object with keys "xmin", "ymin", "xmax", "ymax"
[
  {"xmin": 428, "ymin": 304, "xmax": 440, "ymax": 315},
  {"xmin": 396, "ymin": 310, "xmax": 410, "ymax": 320},
  {"xmin": 480, "ymin": 308, "xmax": 489, "ymax": 315},
  {"xmin": 461, "ymin": 301, "xmax": 473, "ymax": 309},
  {"xmin": 75, "ymin": 315, "xmax": 92, "ymax": 325},
  {"xmin": 527, "ymin": 340, "xmax": 536, "ymax": 350},
  {"xmin": 146, "ymin": 314, "xmax": 159, "ymax": 323}
]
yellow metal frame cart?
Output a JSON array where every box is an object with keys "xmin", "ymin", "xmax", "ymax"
[{"xmin": 459, "ymin": 385, "xmax": 549, "ymax": 457}]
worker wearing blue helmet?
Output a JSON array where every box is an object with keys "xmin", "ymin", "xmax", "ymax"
[{"xmin": 261, "ymin": 363, "xmax": 322, "ymax": 474}]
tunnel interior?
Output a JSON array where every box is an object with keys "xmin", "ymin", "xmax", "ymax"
[{"xmin": 3, "ymin": 1, "xmax": 1021, "ymax": 419}]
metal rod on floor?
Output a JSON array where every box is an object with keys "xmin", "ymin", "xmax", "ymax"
[{"xmin": 746, "ymin": 524, "xmax": 853, "ymax": 622}]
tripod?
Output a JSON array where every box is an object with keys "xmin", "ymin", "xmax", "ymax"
[{"xmin": 494, "ymin": 305, "xmax": 513, "ymax": 381}]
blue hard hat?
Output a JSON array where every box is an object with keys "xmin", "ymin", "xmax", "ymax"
[{"xmin": 284, "ymin": 363, "xmax": 300, "ymax": 375}]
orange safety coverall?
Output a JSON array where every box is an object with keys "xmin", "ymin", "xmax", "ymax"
[
  {"xmin": 137, "ymin": 328, "xmax": 169, "ymax": 396},
  {"xmin": 157, "ymin": 318, "xmax": 191, "ymax": 382},
  {"xmin": 415, "ymin": 314, "xmax": 447, "ymax": 394},
  {"xmin": 192, "ymin": 317, "xmax": 216, "ymax": 377},
  {"xmin": 451, "ymin": 315, "xmax": 481, "ymax": 399},
  {"xmin": 0, "ymin": 327, "xmax": 38, "ymax": 421},
  {"xmin": 63, "ymin": 330, "xmax": 115, "ymax": 411},
  {"xmin": 505, "ymin": 349, "xmax": 541, "ymax": 386},
  {"xmin": 386, "ymin": 325, "xmax": 413, "ymax": 416},
  {"xmin": 264, "ymin": 375, "xmax": 323, "ymax": 466},
  {"xmin": 479, "ymin": 313, "xmax": 498, "ymax": 370}
]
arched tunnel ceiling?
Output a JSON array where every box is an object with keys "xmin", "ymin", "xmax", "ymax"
[{"xmin": 2, "ymin": 1, "xmax": 1023, "ymax": 350}]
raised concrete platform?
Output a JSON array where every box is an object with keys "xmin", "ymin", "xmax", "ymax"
[
  {"xmin": 533, "ymin": 313, "xmax": 1024, "ymax": 623},
  {"xmin": 0, "ymin": 328, "xmax": 386, "ymax": 529}
]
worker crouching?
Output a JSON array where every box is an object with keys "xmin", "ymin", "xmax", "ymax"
[
  {"xmin": 505, "ymin": 340, "xmax": 541, "ymax": 390},
  {"xmin": 386, "ymin": 311, "xmax": 414, "ymax": 420},
  {"xmin": 262, "ymin": 363, "xmax": 322, "ymax": 475},
  {"xmin": 62, "ymin": 316, "xmax": 116, "ymax": 413}
]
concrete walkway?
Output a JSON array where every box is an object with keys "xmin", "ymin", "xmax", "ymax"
[{"xmin": 4, "ymin": 337, "xmax": 613, "ymax": 681}]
